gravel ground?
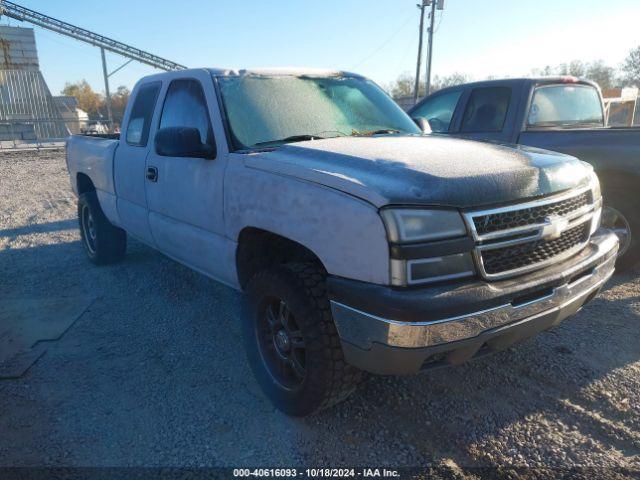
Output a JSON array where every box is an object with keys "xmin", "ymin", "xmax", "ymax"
[{"xmin": 1, "ymin": 149, "xmax": 639, "ymax": 476}]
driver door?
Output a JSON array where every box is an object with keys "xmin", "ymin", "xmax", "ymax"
[{"xmin": 144, "ymin": 72, "xmax": 229, "ymax": 281}]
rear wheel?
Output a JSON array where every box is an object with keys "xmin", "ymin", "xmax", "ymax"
[
  {"xmin": 242, "ymin": 263, "xmax": 361, "ymax": 416},
  {"xmin": 601, "ymin": 189, "xmax": 640, "ymax": 272},
  {"xmin": 78, "ymin": 192, "xmax": 126, "ymax": 265}
]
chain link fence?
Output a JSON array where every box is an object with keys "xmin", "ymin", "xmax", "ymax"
[{"xmin": 0, "ymin": 117, "xmax": 114, "ymax": 151}]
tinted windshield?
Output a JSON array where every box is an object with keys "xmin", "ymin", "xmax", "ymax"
[
  {"xmin": 217, "ymin": 75, "xmax": 421, "ymax": 149},
  {"xmin": 527, "ymin": 84, "xmax": 604, "ymax": 128}
]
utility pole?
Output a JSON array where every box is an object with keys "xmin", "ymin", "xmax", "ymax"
[
  {"xmin": 100, "ymin": 47, "xmax": 114, "ymax": 132},
  {"xmin": 424, "ymin": 0, "xmax": 440, "ymax": 96},
  {"xmin": 424, "ymin": 0, "xmax": 438, "ymax": 96},
  {"xmin": 412, "ymin": 1, "xmax": 427, "ymax": 105}
]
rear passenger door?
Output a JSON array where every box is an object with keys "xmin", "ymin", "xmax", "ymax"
[
  {"xmin": 114, "ymin": 80, "xmax": 162, "ymax": 245},
  {"xmin": 144, "ymin": 72, "xmax": 230, "ymax": 281},
  {"xmin": 450, "ymin": 86, "xmax": 522, "ymax": 143}
]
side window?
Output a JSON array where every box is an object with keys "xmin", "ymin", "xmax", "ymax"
[
  {"xmin": 125, "ymin": 82, "xmax": 161, "ymax": 146},
  {"xmin": 411, "ymin": 90, "xmax": 462, "ymax": 132},
  {"xmin": 460, "ymin": 87, "xmax": 511, "ymax": 133},
  {"xmin": 159, "ymin": 79, "xmax": 214, "ymax": 146}
]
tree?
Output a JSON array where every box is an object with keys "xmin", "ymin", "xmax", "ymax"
[
  {"xmin": 110, "ymin": 85, "xmax": 130, "ymax": 125},
  {"xmin": 558, "ymin": 60, "xmax": 586, "ymax": 78},
  {"xmin": 531, "ymin": 60, "xmax": 618, "ymax": 90},
  {"xmin": 622, "ymin": 46, "xmax": 640, "ymax": 87},
  {"xmin": 584, "ymin": 60, "xmax": 617, "ymax": 90},
  {"xmin": 61, "ymin": 80, "xmax": 103, "ymax": 117},
  {"xmin": 387, "ymin": 71, "xmax": 472, "ymax": 99},
  {"xmin": 531, "ymin": 65, "xmax": 556, "ymax": 77},
  {"xmin": 430, "ymin": 72, "xmax": 472, "ymax": 92},
  {"xmin": 387, "ymin": 72, "xmax": 416, "ymax": 98}
]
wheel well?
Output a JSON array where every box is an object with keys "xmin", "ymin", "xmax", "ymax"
[
  {"xmin": 77, "ymin": 173, "xmax": 95, "ymax": 195},
  {"xmin": 236, "ymin": 228, "xmax": 326, "ymax": 289}
]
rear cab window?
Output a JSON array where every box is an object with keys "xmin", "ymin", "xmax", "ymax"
[
  {"xmin": 527, "ymin": 84, "xmax": 604, "ymax": 129},
  {"xmin": 126, "ymin": 81, "xmax": 161, "ymax": 146},
  {"xmin": 461, "ymin": 87, "xmax": 511, "ymax": 133},
  {"xmin": 411, "ymin": 90, "xmax": 462, "ymax": 133}
]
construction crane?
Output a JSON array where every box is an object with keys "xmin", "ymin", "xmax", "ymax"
[{"xmin": 0, "ymin": 0, "xmax": 187, "ymax": 129}]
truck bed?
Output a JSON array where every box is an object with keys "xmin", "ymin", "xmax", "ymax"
[
  {"xmin": 518, "ymin": 126, "xmax": 640, "ymax": 174},
  {"xmin": 67, "ymin": 134, "xmax": 119, "ymax": 196}
]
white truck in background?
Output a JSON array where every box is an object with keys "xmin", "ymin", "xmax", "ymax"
[{"xmin": 66, "ymin": 68, "xmax": 617, "ymax": 416}]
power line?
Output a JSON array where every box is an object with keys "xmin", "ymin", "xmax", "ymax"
[
  {"xmin": 395, "ymin": 33, "xmax": 417, "ymax": 72},
  {"xmin": 352, "ymin": 12, "xmax": 414, "ymax": 69},
  {"xmin": 433, "ymin": 10, "xmax": 444, "ymax": 33}
]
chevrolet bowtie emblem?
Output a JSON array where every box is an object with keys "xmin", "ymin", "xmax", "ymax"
[{"xmin": 541, "ymin": 215, "xmax": 569, "ymax": 240}]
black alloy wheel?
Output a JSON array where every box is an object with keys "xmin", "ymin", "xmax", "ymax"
[{"xmin": 256, "ymin": 297, "xmax": 307, "ymax": 390}]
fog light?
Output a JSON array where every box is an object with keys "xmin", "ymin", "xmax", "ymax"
[{"xmin": 391, "ymin": 253, "xmax": 475, "ymax": 286}]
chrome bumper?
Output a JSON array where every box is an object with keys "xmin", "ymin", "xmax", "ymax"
[{"xmin": 330, "ymin": 231, "xmax": 618, "ymax": 374}]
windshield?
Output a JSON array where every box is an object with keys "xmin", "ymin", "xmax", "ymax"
[
  {"xmin": 217, "ymin": 75, "xmax": 421, "ymax": 149},
  {"xmin": 527, "ymin": 84, "xmax": 604, "ymax": 128}
]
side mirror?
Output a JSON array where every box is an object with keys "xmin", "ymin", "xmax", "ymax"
[
  {"xmin": 412, "ymin": 117, "xmax": 432, "ymax": 134},
  {"xmin": 155, "ymin": 127, "xmax": 216, "ymax": 159}
]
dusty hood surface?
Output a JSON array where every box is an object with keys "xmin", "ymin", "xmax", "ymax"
[{"xmin": 244, "ymin": 135, "xmax": 592, "ymax": 209}]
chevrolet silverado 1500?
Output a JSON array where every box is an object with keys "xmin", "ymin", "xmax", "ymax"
[
  {"xmin": 66, "ymin": 68, "xmax": 618, "ymax": 416},
  {"xmin": 409, "ymin": 77, "xmax": 639, "ymax": 270}
]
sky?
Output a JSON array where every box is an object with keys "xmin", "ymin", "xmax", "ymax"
[{"xmin": 2, "ymin": 0, "xmax": 640, "ymax": 95}]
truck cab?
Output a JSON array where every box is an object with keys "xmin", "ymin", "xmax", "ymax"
[{"xmin": 409, "ymin": 77, "xmax": 640, "ymax": 269}]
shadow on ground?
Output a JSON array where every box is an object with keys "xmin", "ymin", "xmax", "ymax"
[{"xmin": 1, "ymin": 224, "xmax": 639, "ymax": 469}]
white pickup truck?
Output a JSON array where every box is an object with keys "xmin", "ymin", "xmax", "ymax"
[{"xmin": 66, "ymin": 68, "xmax": 618, "ymax": 416}]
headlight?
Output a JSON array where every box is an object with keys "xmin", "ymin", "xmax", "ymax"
[
  {"xmin": 589, "ymin": 170, "xmax": 602, "ymax": 235},
  {"xmin": 380, "ymin": 208, "xmax": 467, "ymax": 243},
  {"xmin": 589, "ymin": 170, "xmax": 601, "ymax": 201},
  {"xmin": 381, "ymin": 208, "xmax": 475, "ymax": 286}
]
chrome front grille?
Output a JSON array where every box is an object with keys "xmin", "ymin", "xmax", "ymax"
[
  {"xmin": 472, "ymin": 191, "xmax": 591, "ymax": 235},
  {"xmin": 464, "ymin": 186, "xmax": 598, "ymax": 280},
  {"xmin": 481, "ymin": 222, "xmax": 590, "ymax": 275}
]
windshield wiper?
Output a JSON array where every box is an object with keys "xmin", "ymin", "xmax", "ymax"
[
  {"xmin": 352, "ymin": 128, "xmax": 401, "ymax": 136},
  {"xmin": 252, "ymin": 134, "xmax": 326, "ymax": 147},
  {"xmin": 567, "ymin": 122, "xmax": 603, "ymax": 128},
  {"xmin": 528, "ymin": 121, "xmax": 602, "ymax": 129},
  {"xmin": 250, "ymin": 129, "xmax": 399, "ymax": 148}
]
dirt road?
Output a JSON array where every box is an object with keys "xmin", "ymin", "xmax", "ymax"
[{"xmin": 1, "ymin": 149, "xmax": 638, "ymax": 476}]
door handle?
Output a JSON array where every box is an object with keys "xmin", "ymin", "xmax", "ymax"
[{"xmin": 146, "ymin": 166, "xmax": 158, "ymax": 182}]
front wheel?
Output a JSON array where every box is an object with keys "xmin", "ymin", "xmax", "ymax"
[{"xmin": 242, "ymin": 263, "xmax": 362, "ymax": 416}]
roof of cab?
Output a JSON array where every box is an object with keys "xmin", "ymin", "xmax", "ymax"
[
  {"xmin": 134, "ymin": 67, "xmax": 366, "ymax": 87},
  {"xmin": 422, "ymin": 76, "xmax": 598, "ymax": 96},
  {"xmin": 206, "ymin": 67, "xmax": 364, "ymax": 78}
]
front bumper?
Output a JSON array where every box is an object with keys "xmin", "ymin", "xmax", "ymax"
[{"xmin": 328, "ymin": 230, "xmax": 618, "ymax": 375}]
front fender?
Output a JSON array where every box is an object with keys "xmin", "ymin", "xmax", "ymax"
[{"xmin": 224, "ymin": 158, "xmax": 390, "ymax": 285}]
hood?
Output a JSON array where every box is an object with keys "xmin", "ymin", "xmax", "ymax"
[{"xmin": 243, "ymin": 135, "xmax": 592, "ymax": 209}]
